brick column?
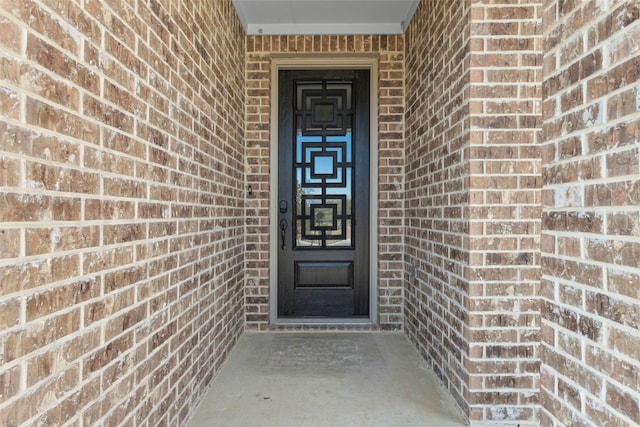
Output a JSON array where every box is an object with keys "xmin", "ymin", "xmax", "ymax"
[
  {"xmin": 466, "ymin": 1, "xmax": 543, "ymax": 424},
  {"xmin": 406, "ymin": 1, "xmax": 543, "ymax": 424}
]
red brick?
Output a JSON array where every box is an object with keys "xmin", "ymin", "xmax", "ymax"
[{"xmin": 0, "ymin": 2, "xmax": 247, "ymax": 426}]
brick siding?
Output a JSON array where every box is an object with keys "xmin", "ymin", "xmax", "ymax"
[
  {"xmin": 244, "ymin": 35, "xmax": 406, "ymax": 331},
  {"xmin": 541, "ymin": 0, "xmax": 640, "ymax": 425},
  {"xmin": 405, "ymin": 0, "xmax": 543, "ymax": 424},
  {"xmin": 0, "ymin": 1, "xmax": 245, "ymax": 425},
  {"xmin": 1, "ymin": 0, "xmax": 639, "ymax": 426},
  {"xmin": 405, "ymin": 0, "xmax": 473, "ymax": 417}
]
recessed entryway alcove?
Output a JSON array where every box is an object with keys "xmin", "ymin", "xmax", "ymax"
[{"xmin": 1, "ymin": 1, "xmax": 638, "ymax": 426}]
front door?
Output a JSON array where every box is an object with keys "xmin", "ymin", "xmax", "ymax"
[{"xmin": 277, "ymin": 69, "xmax": 370, "ymax": 318}]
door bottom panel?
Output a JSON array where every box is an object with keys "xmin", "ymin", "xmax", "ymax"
[
  {"xmin": 292, "ymin": 289, "xmax": 356, "ymax": 317},
  {"xmin": 295, "ymin": 261, "xmax": 353, "ymax": 288}
]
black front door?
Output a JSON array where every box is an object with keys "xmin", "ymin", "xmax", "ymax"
[{"xmin": 277, "ymin": 69, "xmax": 370, "ymax": 318}]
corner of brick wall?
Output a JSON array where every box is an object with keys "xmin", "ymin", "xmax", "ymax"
[
  {"xmin": 243, "ymin": 35, "xmax": 406, "ymax": 331},
  {"xmin": 405, "ymin": 0, "xmax": 473, "ymax": 417},
  {"xmin": 0, "ymin": 1, "xmax": 245, "ymax": 425},
  {"xmin": 405, "ymin": 1, "xmax": 543, "ymax": 424},
  {"xmin": 541, "ymin": 0, "xmax": 640, "ymax": 425}
]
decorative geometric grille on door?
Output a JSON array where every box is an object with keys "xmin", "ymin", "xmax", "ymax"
[{"xmin": 294, "ymin": 80, "xmax": 354, "ymax": 249}]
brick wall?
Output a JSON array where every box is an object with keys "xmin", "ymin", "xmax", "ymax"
[
  {"xmin": 244, "ymin": 35, "xmax": 405, "ymax": 331},
  {"xmin": 404, "ymin": 0, "xmax": 472, "ymax": 416},
  {"xmin": 541, "ymin": 0, "xmax": 640, "ymax": 426},
  {"xmin": 405, "ymin": 0, "xmax": 543, "ymax": 425},
  {"xmin": 3, "ymin": 0, "xmax": 638, "ymax": 425},
  {"xmin": 0, "ymin": 1, "xmax": 245, "ymax": 425}
]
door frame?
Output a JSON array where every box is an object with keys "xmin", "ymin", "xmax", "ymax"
[{"xmin": 269, "ymin": 55, "xmax": 379, "ymax": 326}]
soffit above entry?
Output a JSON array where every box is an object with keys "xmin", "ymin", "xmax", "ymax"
[{"xmin": 231, "ymin": 0, "xmax": 420, "ymax": 35}]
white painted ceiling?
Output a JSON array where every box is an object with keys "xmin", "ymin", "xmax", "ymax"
[{"xmin": 231, "ymin": 0, "xmax": 420, "ymax": 35}]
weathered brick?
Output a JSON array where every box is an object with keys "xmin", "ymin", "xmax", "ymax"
[
  {"xmin": 0, "ymin": 363, "xmax": 21, "ymax": 401},
  {"xmin": 25, "ymin": 280, "xmax": 94, "ymax": 321},
  {"xmin": 50, "ymin": 254, "xmax": 81, "ymax": 282},
  {"xmin": 0, "ymin": 0, "xmax": 637, "ymax": 426},
  {"xmin": 0, "ymin": 228, "xmax": 21, "ymax": 259},
  {"xmin": 0, "ymin": 1, "xmax": 245, "ymax": 423},
  {"xmin": 606, "ymin": 381, "xmax": 640, "ymax": 424},
  {"xmin": 3, "ymin": 309, "xmax": 81, "ymax": 362},
  {"xmin": 0, "ymin": 297, "xmax": 21, "ymax": 332},
  {"xmin": 25, "ymin": 226, "xmax": 99, "ymax": 256},
  {"xmin": 103, "ymin": 304, "xmax": 147, "ymax": 342},
  {"xmin": 542, "ymin": 0, "xmax": 640, "ymax": 425}
]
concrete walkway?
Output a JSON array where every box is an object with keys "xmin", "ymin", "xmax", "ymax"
[{"xmin": 187, "ymin": 332, "xmax": 467, "ymax": 427}]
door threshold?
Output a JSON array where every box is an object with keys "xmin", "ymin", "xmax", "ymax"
[{"xmin": 273, "ymin": 317, "xmax": 375, "ymax": 326}]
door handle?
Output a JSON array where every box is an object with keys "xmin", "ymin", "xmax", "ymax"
[{"xmin": 280, "ymin": 219, "xmax": 288, "ymax": 250}]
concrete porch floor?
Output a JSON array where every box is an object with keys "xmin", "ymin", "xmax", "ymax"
[{"xmin": 187, "ymin": 332, "xmax": 467, "ymax": 427}]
